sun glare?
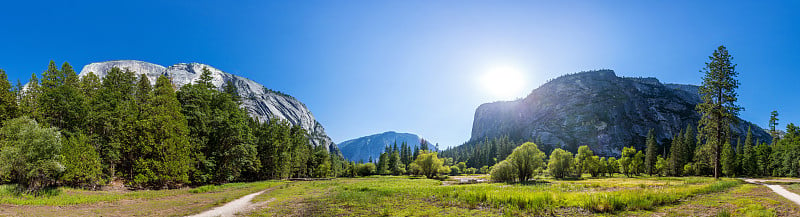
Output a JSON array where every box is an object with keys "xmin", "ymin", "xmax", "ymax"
[{"xmin": 479, "ymin": 66, "xmax": 526, "ymax": 100}]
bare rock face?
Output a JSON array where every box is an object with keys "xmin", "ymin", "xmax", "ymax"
[
  {"xmin": 79, "ymin": 60, "xmax": 337, "ymax": 152},
  {"xmin": 470, "ymin": 70, "xmax": 771, "ymax": 156}
]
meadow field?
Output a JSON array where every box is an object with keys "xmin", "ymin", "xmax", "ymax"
[{"xmin": 1, "ymin": 176, "xmax": 799, "ymax": 217}]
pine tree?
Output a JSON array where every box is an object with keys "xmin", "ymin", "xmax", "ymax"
[
  {"xmin": 0, "ymin": 69, "xmax": 18, "ymax": 123},
  {"xmin": 377, "ymin": 152, "xmax": 388, "ymax": 175},
  {"xmin": 644, "ymin": 129, "xmax": 657, "ymax": 176},
  {"xmin": 668, "ymin": 130, "xmax": 685, "ymax": 176},
  {"xmin": 19, "ymin": 73, "xmax": 41, "ymax": 119},
  {"xmin": 769, "ymin": 111, "xmax": 780, "ymax": 140},
  {"xmin": 742, "ymin": 127, "xmax": 756, "ymax": 176},
  {"xmin": 39, "ymin": 61, "xmax": 87, "ymax": 132},
  {"xmin": 697, "ymin": 45, "xmax": 742, "ymax": 179},
  {"xmin": 683, "ymin": 124, "xmax": 695, "ymax": 163},
  {"xmin": 721, "ymin": 141, "xmax": 735, "ymax": 177},
  {"xmin": 756, "ymin": 142, "xmax": 771, "ymax": 176},
  {"xmin": 94, "ymin": 67, "xmax": 137, "ymax": 178}
]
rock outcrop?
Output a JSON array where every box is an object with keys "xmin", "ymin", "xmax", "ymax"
[
  {"xmin": 338, "ymin": 131, "xmax": 436, "ymax": 162},
  {"xmin": 470, "ymin": 70, "xmax": 771, "ymax": 156},
  {"xmin": 79, "ymin": 60, "xmax": 337, "ymax": 152}
]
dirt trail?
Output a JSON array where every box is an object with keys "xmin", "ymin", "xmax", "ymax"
[
  {"xmin": 744, "ymin": 179, "xmax": 800, "ymax": 206},
  {"xmin": 186, "ymin": 189, "xmax": 272, "ymax": 217}
]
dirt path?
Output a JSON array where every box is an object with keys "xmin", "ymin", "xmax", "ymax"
[
  {"xmin": 186, "ymin": 189, "xmax": 272, "ymax": 217},
  {"xmin": 744, "ymin": 179, "xmax": 800, "ymax": 206}
]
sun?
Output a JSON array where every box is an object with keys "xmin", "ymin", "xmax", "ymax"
[{"xmin": 479, "ymin": 65, "xmax": 526, "ymax": 100}]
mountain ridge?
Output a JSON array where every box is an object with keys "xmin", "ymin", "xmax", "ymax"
[{"xmin": 469, "ymin": 69, "xmax": 770, "ymax": 156}]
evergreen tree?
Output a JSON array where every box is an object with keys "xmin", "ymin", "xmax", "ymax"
[
  {"xmin": 696, "ymin": 45, "xmax": 742, "ymax": 179},
  {"xmin": 79, "ymin": 72, "xmax": 102, "ymax": 136},
  {"xmin": 389, "ymin": 151, "xmax": 404, "ymax": 175},
  {"xmin": 755, "ymin": 142, "xmax": 771, "ymax": 176},
  {"xmin": 721, "ymin": 141, "xmax": 735, "ymax": 177},
  {"xmin": 742, "ymin": 127, "xmax": 756, "ymax": 176},
  {"xmin": 19, "ymin": 73, "xmax": 41, "ymax": 119},
  {"xmin": 61, "ymin": 133, "xmax": 103, "ymax": 189},
  {"xmin": 644, "ymin": 129, "xmax": 657, "ymax": 176},
  {"xmin": 94, "ymin": 67, "xmax": 137, "ymax": 178},
  {"xmin": 0, "ymin": 69, "xmax": 18, "ymax": 123},
  {"xmin": 377, "ymin": 152, "xmax": 388, "ymax": 175},
  {"xmin": 419, "ymin": 139, "xmax": 429, "ymax": 152},
  {"xmin": 668, "ymin": 130, "xmax": 685, "ymax": 176},
  {"xmin": 769, "ymin": 110, "xmax": 780, "ymax": 140},
  {"xmin": 39, "ymin": 61, "xmax": 86, "ymax": 132},
  {"xmin": 127, "ymin": 75, "xmax": 193, "ymax": 188}
]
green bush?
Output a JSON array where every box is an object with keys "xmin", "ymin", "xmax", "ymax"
[
  {"xmin": 490, "ymin": 160, "xmax": 517, "ymax": 182},
  {"xmin": 0, "ymin": 117, "xmax": 64, "ymax": 194}
]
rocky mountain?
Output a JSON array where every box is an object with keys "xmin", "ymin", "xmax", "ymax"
[
  {"xmin": 79, "ymin": 60, "xmax": 337, "ymax": 152},
  {"xmin": 470, "ymin": 70, "xmax": 771, "ymax": 156},
  {"xmin": 338, "ymin": 131, "xmax": 437, "ymax": 162}
]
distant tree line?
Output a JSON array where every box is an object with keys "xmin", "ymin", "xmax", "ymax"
[{"xmin": 0, "ymin": 62, "xmax": 349, "ymax": 192}]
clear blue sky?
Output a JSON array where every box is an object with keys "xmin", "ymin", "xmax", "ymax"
[{"xmin": 1, "ymin": 1, "xmax": 797, "ymax": 148}]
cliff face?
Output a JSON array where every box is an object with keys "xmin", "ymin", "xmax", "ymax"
[
  {"xmin": 79, "ymin": 60, "xmax": 336, "ymax": 152},
  {"xmin": 338, "ymin": 131, "xmax": 436, "ymax": 162},
  {"xmin": 470, "ymin": 70, "xmax": 770, "ymax": 156}
]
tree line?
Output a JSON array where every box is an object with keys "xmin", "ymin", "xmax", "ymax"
[{"xmin": 0, "ymin": 62, "xmax": 347, "ymax": 192}]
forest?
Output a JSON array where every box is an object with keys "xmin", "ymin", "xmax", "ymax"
[{"xmin": 0, "ymin": 61, "xmax": 356, "ymax": 192}]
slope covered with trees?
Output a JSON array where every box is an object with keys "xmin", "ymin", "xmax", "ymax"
[{"xmin": 0, "ymin": 62, "xmax": 349, "ymax": 191}]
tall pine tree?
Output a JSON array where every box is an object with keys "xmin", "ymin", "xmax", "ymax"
[
  {"xmin": 696, "ymin": 45, "xmax": 742, "ymax": 179},
  {"xmin": 644, "ymin": 129, "xmax": 657, "ymax": 176}
]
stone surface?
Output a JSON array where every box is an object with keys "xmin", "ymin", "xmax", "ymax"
[
  {"xmin": 470, "ymin": 70, "xmax": 771, "ymax": 156},
  {"xmin": 79, "ymin": 60, "xmax": 337, "ymax": 152}
]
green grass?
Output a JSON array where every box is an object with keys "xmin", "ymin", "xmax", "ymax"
[
  {"xmin": 248, "ymin": 176, "xmax": 741, "ymax": 216},
  {"xmin": 0, "ymin": 180, "xmax": 284, "ymax": 206}
]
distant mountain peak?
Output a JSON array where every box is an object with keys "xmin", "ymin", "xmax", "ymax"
[{"xmin": 339, "ymin": 131, "xmax": 436, "ymax": 162}]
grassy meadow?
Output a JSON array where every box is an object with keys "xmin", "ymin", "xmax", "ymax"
[
  {"xmin": 0, "ymin": 181, "xmax": 285, "ymax": 216},
  {"xmin": 2, "ymin": 176, "xmax": 799, "ymax": 216},
  {"xmin": 246, "ymin": 175, "xmax": 798, "ymax": 217}
]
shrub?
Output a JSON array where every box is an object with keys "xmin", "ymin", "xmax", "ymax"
[
  {"xmin": 0, "ymin": 117, "xmax": 64, "ymax": 194},
  {"xmin": 490, "ymin": 160, "xmax": 517, "ymax": 182}
]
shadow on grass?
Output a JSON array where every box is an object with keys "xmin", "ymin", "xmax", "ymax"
[{"xmin": 0, "ymin": 184, "xmax": 62, "ymax": 197}]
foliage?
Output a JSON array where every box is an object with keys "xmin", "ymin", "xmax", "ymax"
[
  {"xmin": 505, "ymin": 142, "xmax": 546, "ymax": 182},
  {"xmin": 0, "ymin": 69, "xmax": 18, "ymax": 124},
  {"xmin": 548, "ymin": 148, "xmax": 574, "ymax": 179},
  {"xmin": 489, "ymin": 160, "xmax": 516, "ymax": 182},
  {"xmin": 0, "ymin": 117, "xmax": 63, "ymax": 193},
  {"xmin": 644, "ymin": 129, "xmax": 657, "ymax": 175},
  {"xmin": 61, "ymin": 133, "xmax": 103, "ymax": 189},
  {"xmin": 409, "ymin": 151, "xmax": 449, "ymax": 179},
  {"xmin": 440, "ymin": 135, "xmax": 519, "ymax": 169},
  {"xmin": 696, "ymin": 45, "xmax": 741, "ymax": 179},
  {"xmin": 575, "ymin": 145, "xmax": 593, "ymax": 177},
  {"xmin": 619, "ymin": 146, "xmax": 643, "ymax": 177}
]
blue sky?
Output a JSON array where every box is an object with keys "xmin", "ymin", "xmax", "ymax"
[{"xmin": 0, "ymin": 1, "xmax": 798, "ymax": 148}]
